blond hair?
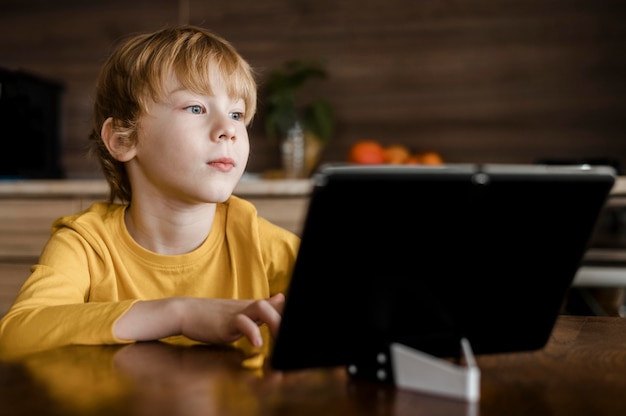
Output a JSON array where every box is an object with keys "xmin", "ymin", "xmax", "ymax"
[{"xmin": 89, "ymin": 25, "xmax": 257, "ymax": 203}]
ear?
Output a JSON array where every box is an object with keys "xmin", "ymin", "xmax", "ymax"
[{"xmin": 101, "ymin": 117, "xmax": 137, "ymax": 162}]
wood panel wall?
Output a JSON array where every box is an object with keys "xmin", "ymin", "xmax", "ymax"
[{"xmin": 1, "ymin": 0, "xmax": 625, "ymax": 177}]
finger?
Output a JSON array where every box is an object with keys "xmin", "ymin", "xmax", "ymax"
[
  {"xmin": 255, "ymin": 298, "xmax": 283, "ymax": 338},
  {"xmin": 267, "ymin": 293, "xmax": 286, "ymax": 315},
  {"xmin": 234, "ymin": 313, "xmax": 264, "ymax": 347},
  {"xmin": 238, "ymin": 299, "xmax": 283, "ymax": 344}
]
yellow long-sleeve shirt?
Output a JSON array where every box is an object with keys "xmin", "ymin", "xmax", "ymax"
[{"xmin": 0, "ymin": 196, "xmax": 300, "ymax": 360}]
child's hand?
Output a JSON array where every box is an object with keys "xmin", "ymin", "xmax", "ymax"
[
  {"xmin": 114, "ymin": 293, "xmax": 286, "ymax": 348},
  {"xmin": 184, "ymin": 293, "xmax": 286, "ymax": 348}
]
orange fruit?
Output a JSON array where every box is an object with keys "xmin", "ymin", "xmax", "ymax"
[
  {"xmin": 404, "ymin": 154, "xmax": 422, "ymax": 165},
  {"xmin": 347, "ymin": 140, "xmax": 386, "ymax": 164},
  {"xmin": 420, "ymin": 151, "xmax": 443, "ymax": 165},
  {"xmin": 383, "ymin": 144, "xmax": 411, "ymax": 164}
]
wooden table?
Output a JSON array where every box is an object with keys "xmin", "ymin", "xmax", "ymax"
[{"xmin": 1, "ymin": 315, "xmax": 626, "ymax": 416}]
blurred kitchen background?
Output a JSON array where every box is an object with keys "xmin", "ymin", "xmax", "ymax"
[{"xmin": 1, "ymin": 0, "xmax": 625, "ymax": 179}]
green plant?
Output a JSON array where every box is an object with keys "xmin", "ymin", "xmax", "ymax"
[{"xmin": 262, "ymin": 59, "xmax": 334, "ymax": 143}]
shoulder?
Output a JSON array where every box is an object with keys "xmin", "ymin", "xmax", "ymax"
[
  {"xmin": 36, "ymin": 202, "xmax": 126, "ymax": 265},
  {"xmin": 50, "ymin": 201, "xmax": 125, "ymax": 235},
  {"xmin": 222, "ymin": 195, "xmax": 300, "ymax": 247},
  {"xmin": 222, "ymin": 194, "xmax": 257, "ymax": 215}
]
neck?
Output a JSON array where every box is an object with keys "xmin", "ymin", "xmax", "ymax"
[{"xmin": 124, "ymin": 200, "xmax": 217, "ymax": 255}]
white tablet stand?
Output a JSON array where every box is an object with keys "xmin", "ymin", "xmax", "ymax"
[{"xmin": 346, "ymin": 337, "xmax": 480, "ymax": 402}]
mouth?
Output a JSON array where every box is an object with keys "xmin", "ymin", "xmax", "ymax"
[{"xmin": 208, "ymin": 157, "xmax": 235, "ymax": 172}]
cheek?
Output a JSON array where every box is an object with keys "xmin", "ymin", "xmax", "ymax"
[
  {"xmin": 138, "ymin": 120, "xmax": 181, "ymax": 149},
  {"xmin": 236, "ymin": 131, "xmax": 250, "ymax": 155}
]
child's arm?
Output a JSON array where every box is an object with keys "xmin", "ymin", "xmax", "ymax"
[{"xmin": 113, "ymin": 293, "xmax": 285, "ymax": 348}]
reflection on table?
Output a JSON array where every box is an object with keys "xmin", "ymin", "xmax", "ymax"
[{"xmin": 2, "ymin": 315, "xmax": 626, "ymax": 416}]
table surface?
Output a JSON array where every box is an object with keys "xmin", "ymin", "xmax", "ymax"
[{"xmin": 1, "ymin": 315, "xmax": 626, "ymax": 416}]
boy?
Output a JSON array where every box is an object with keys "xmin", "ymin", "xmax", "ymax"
[{"xmin": 0, "ymin": 25, "xmax": 300, "ymax": 361}]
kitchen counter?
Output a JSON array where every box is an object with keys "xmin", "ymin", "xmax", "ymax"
[
  {"xmin": 0, "ymin": 177, "xmax": 313, "ymax": 198},
  {"xmin": 1, "ymin": 174, "xmax": 624, "ymax": 199},
  {"xmin": 0, "ymin": 177, "xmax": 312, "ymax": 262}
]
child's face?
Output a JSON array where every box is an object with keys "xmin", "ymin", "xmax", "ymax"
[{"xmin": 128, "ymin": 73, "xmax": 250, "ymax": 204}]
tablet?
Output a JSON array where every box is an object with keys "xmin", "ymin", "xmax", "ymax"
[{"xmin": 270, "ymin": 163, "xmax": 616, "ymax": 371}]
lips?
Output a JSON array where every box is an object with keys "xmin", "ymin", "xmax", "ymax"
[{"xmin": 208, "ymin": 157, "xmax": 235, "ymax": 172}]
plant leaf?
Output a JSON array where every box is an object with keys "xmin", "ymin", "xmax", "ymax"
[
  {"xmin": 262, "ymin": 59, "xmax": 334, "ymax": 142},
  {"xmin": 304, "ymin": 100, "xmax": 334, "ymax": 143}
]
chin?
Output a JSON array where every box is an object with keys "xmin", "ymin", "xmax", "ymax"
[{"xmin": 203, "ymin": 185, "xmax": 236, "ymax": 203}]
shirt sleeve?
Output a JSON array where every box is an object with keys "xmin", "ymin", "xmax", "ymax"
[{"xmin": 0, "ymin": 219, "xmax": 137, "ymax": 360}]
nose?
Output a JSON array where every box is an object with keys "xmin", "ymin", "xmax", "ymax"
[{"xmin": 213, "ymin": 114, "xmax": 237, "ymax": 142}]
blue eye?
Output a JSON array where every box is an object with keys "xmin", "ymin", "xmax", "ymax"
[
  {"xmin": 230, "ymin": 112, "xmax": 244, "ymax": 121},
  {"xmin": 185, "ymin": 105, "xmax": 203, "ymax": 114}
]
